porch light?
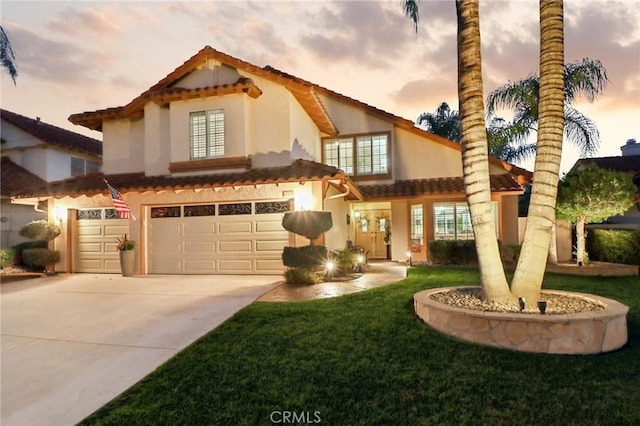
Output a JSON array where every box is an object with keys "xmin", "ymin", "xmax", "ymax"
[
  {"xmin": 294, "ymin": 190, "xmax": 312, "ymax": 211},
  {"xmin": 354, "ymin": 210, "xmax": 361, "ymax": 219},
  {"xmin": 54, "ymin": 206, "xmax": 66, "ymax": 223}
]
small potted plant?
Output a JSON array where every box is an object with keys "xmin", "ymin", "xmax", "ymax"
[{"xmin": 116, "ymin": 234, "xmax": 135, "ymax": 276}]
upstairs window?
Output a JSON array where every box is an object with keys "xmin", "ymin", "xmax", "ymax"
[
  {"xmin": 71, "ymin": 157, "xmax": 100, "ymax": 177},
  {"xmin": 322, "ymin": 132, "xmax": 390, "ymax": 178},
  {"xmin": 190, "ymin": 109, "xmax": 224, "ymax": 159},
  {"xmin": 323, "ymin": 137, "xmax": 353, "ymax": 175}
]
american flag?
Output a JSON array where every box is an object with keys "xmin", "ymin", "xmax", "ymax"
[{"xmin": 104, "ymin": 179, "xmax": 135, "ymax": 220}]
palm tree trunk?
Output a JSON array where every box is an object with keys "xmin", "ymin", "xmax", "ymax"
[
  {"xmin": 548, "ymin": 212, "xmax": 559, "ymax": 264},
  {"xmin": 456, "ymin": 0, "xmax": 511, "ymax": 303},
  {"xmin": 575, "ymin": 216, "xmax": 586, "ymax": 265},
  {"xmin": 511, "ymin": 0, "xmax": 565, "ymax": 302}
]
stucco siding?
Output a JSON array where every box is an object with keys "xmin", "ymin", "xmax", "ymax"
[
  {"xmin": 319, "ymin": 95, "xmax": 392, "ymax": 135},
  {"xmin": 102, "ymin": 119, "xmax": 144, "ymax": 174},
  {"xmin": 144, "ymin": 103, "xmax": 171, "ymax": 176},
  {"xmin": 324, "ymin": 187, "xmax": 350, "ymax": 251},
  {"xmin": 394, "ymin": 128, "xmax": 463, "ymax": 180},
  {"xmin": 499, "ymin": 194, "xmax": 519, "ymax": 245},
  {"xmin": 177, "ymin": 61, "xmax": 242, "ymax": 88}
]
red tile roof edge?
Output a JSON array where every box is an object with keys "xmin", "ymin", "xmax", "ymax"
[
  {"xmin": 1, "ymin": 109, "xmax": 102, "ymax": 158},
  {"xmin": 12, "ymin": 159, "xmax": 348, "ymax": 198},
  {"xmin": 1, "ymin": 157, "xmax": 48, "ymax": 196}
]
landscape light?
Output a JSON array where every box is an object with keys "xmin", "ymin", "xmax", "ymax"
[{"xmin": 518, "ymin": 297, "xmax": 526, "ymax": 312}]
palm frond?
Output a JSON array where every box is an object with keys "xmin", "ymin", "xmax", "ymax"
[
  {"xmin": 563, "ymin": 58, "xmax": 609, "ymax": 103},
  {"xmin": 402, "ymin": 0, "xmax": 420, "ymax": 33},
  {"xmin": 563, "ymin": 107, "xmax": 600, "ymax": 156},
  {"xmin": 0, "ymin": 25, "xmax": 18, "ymax": 84},
  {"xmin": 486, "ymin": 76, "xmax": 539, "ymax": 117}
]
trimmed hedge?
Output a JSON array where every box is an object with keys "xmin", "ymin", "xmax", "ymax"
[
  {"xmin": 586, "ymin": 229, "xmax": 640, "ymax": 265},
  {"xmin": 284, "ymin": 267, "xmax": 321, "ymax": 285},
  {"xmin": 19, "ymin": 220, "xmax": 61, "ymax": 241},
  {"xmin": 428, "ymin": 240, "xmax": 477, "ymax": 265},
  {"xmin": 1, "ymin": 240, "xmax": 48, "ymax": 268},
  {"xmin": 22, "ymin": 248, "xmax": 60, "ymax": 270},
  {"xmin": 282, "ymin": 245, "xmax": 328, "ymax": 269}
]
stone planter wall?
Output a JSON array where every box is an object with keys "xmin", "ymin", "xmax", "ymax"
[{"xmin": 414, "ymin": 287, "xmax": 629, "ymax": 355}]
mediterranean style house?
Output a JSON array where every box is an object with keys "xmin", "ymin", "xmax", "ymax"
[
  {"xmin": 1, "ymin": 109, "xmax": 102, "ymax": 247},
  {"xmin": 12, "ymin": 46, "xmax": 530, "ymax": 275}
]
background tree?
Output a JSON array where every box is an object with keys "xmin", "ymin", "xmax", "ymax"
[
  {"xmin": 417, "ymin": 102, "xmax": 461, "ymax": 142},
  {"xmin": 556, "ymin": 164, "xmax": 636, "ymax": 265},
  {"xmin": 1, "ymin": 25, "xmax": 18, "ymax": 84},
  {"xmin": 486, "ymin": 58, "xmax": 608, "ymax": 159}
]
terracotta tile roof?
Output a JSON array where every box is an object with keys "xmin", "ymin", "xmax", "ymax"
[
  {"xmin": 1, "ymin": 109, "xmax": 102, "ymax": 158},
  {"xmin": 360, "ymin": 174, "xmax": 523, "ymax": 200},
  {"xmin": 1, "ymin": 157, "xmax": 48, "ymax": 197},
  {"xmin": 13, "ymin": 159, "xmax": 354, "ymax": 198},
  {"xmin": 571, "ymin": 156, "xmax": 640, "ymax": 173}
]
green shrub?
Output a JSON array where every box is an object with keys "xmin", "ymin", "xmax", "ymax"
[
  {"xmin": 282, "ymin": 245, "xmax": 328, "ymax": 269},
  {"xmin": 586, "ymin": 229, "xmax": 640, "ymax": 265},
  {"xmin": 1, "ymin": 247, "xmax": 16, "ymax": 268},
  {"xmin": 284, "ymin": 267, "xmax": 321, "ymax": 285},
  {"xmin": 428, "ymin": 240, "xmax": 477, "ymax": 265},
  {"xmin": 330, "ymin": 248, "xmax": 355, "ymax": 276},
  {"xmin": 3, "ymin": 241, "xmax": 48, "ymax": 266},
  {"xmin": 19, "ymin": 220, "xmax": 61, "ymax": 241},
  {"xmin": 22, "ymin": 248, "xmax": 60, "ymax": 270}
]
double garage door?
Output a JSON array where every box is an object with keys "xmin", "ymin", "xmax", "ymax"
[{"xmin": 148, "ymin": 201, "xmax": 290, "ymax": 274}]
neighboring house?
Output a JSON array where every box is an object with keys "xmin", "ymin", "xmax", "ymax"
[
  {"xmin": 12, "ymin": 46, "xmax": 530, "ymax": 275},
  {"xmin": 570, "ymin": 138, "xmax": 640, "ymax": 230},
  {"xmin": 1, "ymin": 110, "xmax": 103, "ymax": 247},
  {"xmin": 0, "ymin": 157, "xmax": 47, "ymax": 247}
]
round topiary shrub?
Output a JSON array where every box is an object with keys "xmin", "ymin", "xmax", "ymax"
[
  {"xmin": 19, "ymin": 220, "xmax": 61, "ymax": 242},
  {"xmin": 284, "ymin": 267, "xmax": 321, "ymax": 285},
  {"xmin": 22, "ymin": 248, "xmax": 60, "ymax": 271}
]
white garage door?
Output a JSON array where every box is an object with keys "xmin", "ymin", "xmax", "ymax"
[
  {"xmin": 148, "ymin": 201, "xmax": 290, "ymax": 274},
  {"xmin": 75, "ymin": 208, "xmax": 130, "ymax": 273}
]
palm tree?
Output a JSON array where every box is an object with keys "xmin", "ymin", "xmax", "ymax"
[
  {"xmin": 510, "ymin": 0, "xmax": 565, "ymax": 302},
  {"xmin": 486, "ymin": 58, "xmax": 608, "ymax": 158},
  {"xmin": 417, "ymin": 102, "xmax": 461, "ymax": 142},
  {"xmin": 403, "ymin": 0, "xmax": 566, "ymax": 304},
  {"xmin": 404, "ymin": 0, "xmax": 512, "ymax": 302},
  {"xmin": 455, "ymin": 0, "xmax": 513, "ymax": 302},
  {"xmin": 0, "ymin": 25, "xmax": 18, "ymax": 84}
]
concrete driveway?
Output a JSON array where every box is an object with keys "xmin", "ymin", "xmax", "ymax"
[{"xmin": 1, "ymin": 273, "xmax": 280, "ymax": 426}]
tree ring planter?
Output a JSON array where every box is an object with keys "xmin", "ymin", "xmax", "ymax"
[
  {"xmin": 119, "ymin": 250, "xmax": 135, "ymax": 277},
  {"xmin": 414, "ymin": 287, "xmax": 629, "ymax": 354}
]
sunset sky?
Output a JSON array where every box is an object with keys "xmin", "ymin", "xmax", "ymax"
[{"xmin": 2, "ymin": 0, "xmax": 639, "ymax": 174}]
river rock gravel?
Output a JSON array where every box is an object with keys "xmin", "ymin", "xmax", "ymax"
[{"xmin": 429, "ymin": 287, "xmax": 606, "ymax": 315}]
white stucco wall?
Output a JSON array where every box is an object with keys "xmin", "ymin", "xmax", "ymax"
[
  {"xmin": 323, "ymin": 187, "xmax": 350, "ymax": 251},
  {"xmin": 394, "ymin": 128, "xmax": 463, "ymax": 180},
  {"xmin": 144, "ymin": 103, "xmax": 171, "ymax": 176},
  {"xmin": 102, "ymin": 119, "xmax": 145, "ymax": 174}
]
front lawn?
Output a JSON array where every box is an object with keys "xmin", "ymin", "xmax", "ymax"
[{"xmin": 81, "ymin": 267, "xmax": 639, "ymax": 425}]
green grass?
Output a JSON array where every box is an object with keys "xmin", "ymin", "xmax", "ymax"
[{"xmin": 80, "ymin": 268, "xmax": 640, "ymax": 426}]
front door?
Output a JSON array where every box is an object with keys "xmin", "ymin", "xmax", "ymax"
[{"xmin": 355, "ymin": 209, "xmax": 390, "ymax": 259}]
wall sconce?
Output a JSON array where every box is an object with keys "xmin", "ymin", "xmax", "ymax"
[
  {"xmin": 54, "ymin": 206, "xmax": 66, "ymax": 224},
  {"xmin": 354, "ymin": 210, "xmax": 361, "ymax": 219}
]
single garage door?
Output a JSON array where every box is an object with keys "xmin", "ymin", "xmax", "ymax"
[
  {"xmin": 148, "ymin": 201, "xmax": 290, "ymax": 274},
  {"xmin": 75, "ymin": 208, "xmax": 131, "ymax": 273}
]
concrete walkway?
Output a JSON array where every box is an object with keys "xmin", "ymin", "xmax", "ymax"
[
  {"xmin": 1, "ymin": 273, "xmax": 279, "ymax": 426},
  {"xmin": 258, "ymin": 261, "xmax": 408, "ymax": 302}
]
